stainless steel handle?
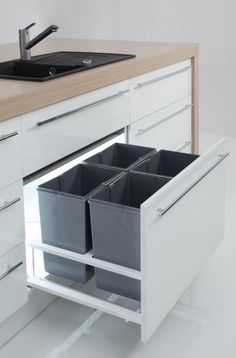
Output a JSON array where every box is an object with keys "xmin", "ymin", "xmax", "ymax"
[
  {"xmin": 0, "ymin": 131, "xmax": 18, "ymax": 142},
  {"xmin": 0, "ymin": 197, "xmax": 21, "ymax": 212},
  {"xmin": 36, "ymin": 89, "xmax": 129, "ymax": 128},
  {"xmin": 0, "ymin": 261, "xmax": 23, "ymax": 281},
  {"xmin": 135, "ymin": 66, "xmax": 191, "ymax": 89},
  {"xmin": 136, "ymin": 104, "xmax": 192, "ymax": 137},
  {"xmin": 157, "ymin": 152, "xmax": 229, "ymax": 217},
  {"xmin": 175, "ymin": 140, "xmax": 193, "ymax": 152}
]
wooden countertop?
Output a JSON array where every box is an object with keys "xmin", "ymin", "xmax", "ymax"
[{"xmin": 0, "ymin": 39, "xmax": 198, "ymax": 122}]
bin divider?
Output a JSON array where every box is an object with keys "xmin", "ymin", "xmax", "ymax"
[
  {"xmin": 102, "ymin": 171, "xmax": 127, "ymax": 187},
  {"xmin": 28, "ymin": 240, "xmax": 141, "ymax": 280}
]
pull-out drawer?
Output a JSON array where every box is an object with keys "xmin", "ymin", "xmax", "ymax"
[
  {"xmin": 130, "ymin": 60, "xmax": 192, "ymax": 123},
  {"xmin": 0, "ymin": 181, "xmax": 25, "ymax": 257},
  {"xmin": 28, "ymin": 139, "xmax": 228, "ymax": 343},
  {"xmin": 0, "ymin": 118, "xmax": 22, "ymax": 188},
  {"xmin": 128, "ymin": 96, "xmax": 192, "ymax": 151},
  {"xmin": 21, "ymin": 81, "xmax": 130, "ymax": 177},
  {"xmin": 0, "ymin": 244, "xmax": 28, "ymax": 324},
  {"xmin": 141, "ymin": 139, "xmax": 227, "ymax": 341}
]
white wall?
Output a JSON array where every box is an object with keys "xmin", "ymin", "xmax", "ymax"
[
  {"xmin": 1, "ymin": 0, "xmax": 235, "ymax": 136},
  {"xmin": 47, "ymin": 0, "xmax": 236, "ymax": 137},
  {"xmin": 0, "ymin": 1, "xmax": 54, "ymax": 44}
]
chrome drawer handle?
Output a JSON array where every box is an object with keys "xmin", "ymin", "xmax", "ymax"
[
  {"xmin": 0, "ymin": 261, "xmax": 23, "ymax": 281},
  {"xmin": 157, "ymin": 152, "xmax": 229, "ymax": 217},
  {"xmin": 136, "ymin": 104, "xmax": 192, "ymax": 136},
  {"xmin": 0, "ymin": 131, "xmax": 18, "ymax": 142},
  {"xmin": 134, "ymin": 66, "xmax": 191, "ymax": 89},
  {"xmin": 175, "ymin": 140, "xmax": 193, "ymax": 152},
  {"xmin": 36, "ymin": 89, "xmax": 129, "ymax": 127},
  {"xmin": 0, "ymin": 197, "xmax": 21, "ymax": 212}
]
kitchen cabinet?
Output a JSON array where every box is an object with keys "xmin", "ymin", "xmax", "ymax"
[
  {"xmin": 128, "ymin": 96, "xmax": 192, "ymax": 152},
  {"xmin": 130, "ymin": 60, "xmax": 192, "ymax": 123},
  {"xmin": 0, "ymin": 181, "xmax": 25, "ymax": 257},
  {"xmin": 0, "ymin": 118, "xmax": 22, "ymax": 188},
  {"xmin": 1, "ymin": 40, "xmax": 221, "ymax": 344},
  {"xmin": 21, "ymin": 81, "xmax": 130, "ymax": 177},
  {"xmin": 0, "ymin": 244, "xmax": 27, "ymax": 325}
]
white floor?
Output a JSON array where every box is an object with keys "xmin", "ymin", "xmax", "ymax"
[{"xmin": 1, "ymin": 133, "xmax": 236, "ymax": 358}]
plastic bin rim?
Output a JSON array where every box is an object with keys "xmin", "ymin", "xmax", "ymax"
[
  {"xmin": 88, "ymin": 197, "xmax": 140, "ymax": 213},
  {"xmin": 37, "ymin": 184, "xmax": 105, "ymax": 201}
]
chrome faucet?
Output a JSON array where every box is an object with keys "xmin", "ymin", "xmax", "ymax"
[{"xmin": 19, "ymin": 23, "xmax": 59, "ymax": 61}]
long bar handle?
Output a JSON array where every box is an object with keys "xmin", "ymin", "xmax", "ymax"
[
  {"xmin": 157, "ymin": 152, "xmax": 230, "ymax": 217},
  {"xmin": 175, "ymin": 140, "xmax": 193, "ymax": 152},
  {"xmin": 136, "ymin": 104, "xmax": 192, "ymax": 137},
  {"xmin": 36, "ymin": 89, "xmax": 129, "ymax": 128},
  {"xmin": 0, "ymin": 262, "xmax": 23, "ymax": 281},
  {"xmin": 0, "ymin": 131, "xmax": 18, "ymax": 142},
  {"xmin": 134, "ymin": 66, "xmax": 191, "ymax": 89},
  {"xmin": 0, "ymin": 197, "xmax": 21, "ymax": 212}
]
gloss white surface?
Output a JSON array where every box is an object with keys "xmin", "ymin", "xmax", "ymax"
[{"xmin": 1, "ymin": 133, "xmax": 236, "ymax": 358}]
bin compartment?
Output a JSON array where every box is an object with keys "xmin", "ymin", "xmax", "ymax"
[
  {"xmin": 89, "ymin": 172, "xmax": 170, "ymax": 300},
  {"xmin": 38, "ymin": 163, "xmax": 123, "ymax": 283},
  {"xmin": 85, "ymin": 143, "xmax": 156, "ymax": 170},
  {"xmin": 43, "ymin": 253, "xmax": 94, "ymax": 283},
  {"xmin": 133, "ymin": 150, "xmax": 199, "ymax": 177}
]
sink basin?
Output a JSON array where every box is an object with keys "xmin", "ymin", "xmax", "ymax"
[{"xmin": 0, "ymin": 51, "xmax": 135, "ymax": 81}]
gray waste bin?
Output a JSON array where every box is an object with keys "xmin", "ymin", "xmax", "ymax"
[
  {"xmin": 85, "ymin": 143, "xmax": 156, "ymax": 170},
  {"xmin": 38, "ymin": 163, "xmax": 123, "ymax": 283},
  {"xmin": 89, "ymin": 172, "xmax": 171, "ymax": 300},
  {"xmin": 133, "ymin": 150, "xmax": 199, "ymax": 177}
]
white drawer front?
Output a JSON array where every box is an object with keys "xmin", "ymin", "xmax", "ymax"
[
  {"xmin": 130, "ymin": 60, "xmax": 192, "ymax": 123},
  {"xmin": 141, "ymin": 139, "xmax": 227, "ymax": 342},
  {"xmin": 21, "ymin": 82, "xmax": 130, "ymax": 177},
  {"xmin": 129, "ymin": 97, "xmax": 192, "ymax": 151},
  {"xmin": 0, "ymin": 244, "xmax": 28, "ymax": 324},
  {"xmin": 0, "ymin": 118, "xmax": 22, "ymax": 188},
  {"xmin": 0, "ymin": 181, "xmax": 25, "ymax": 257}
]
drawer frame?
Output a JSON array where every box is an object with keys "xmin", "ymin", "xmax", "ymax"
[{"xmin": 27, "ymin": 139, "xmax": 227, "ymax": 342}]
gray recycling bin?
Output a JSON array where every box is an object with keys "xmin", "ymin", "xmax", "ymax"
[
  {"xmin": 89, "ymin": 172, "xmax": 171, "ymax": 300},
  {"xmin": 38, "ymin": 163, "xmax": 123, "ymax": 283},
  {"xmin": 85, "ymin": 143, "xmax": 156, "ymax": 170},
  {"xmin": 133, "ymin": 150, "xmax": 199, "ymax": 177}
]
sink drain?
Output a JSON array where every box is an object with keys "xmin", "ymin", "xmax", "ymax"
[
  {"xmin": 49, "ymin": 67, "xmax": 57, "ymax": 76},
  {"xmin": 81, "ymin": 59, "xmax": 92, "ymax": 66}
]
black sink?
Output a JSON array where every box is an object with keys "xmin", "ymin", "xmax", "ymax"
[{"xmin": 0, "ymin": 51, "xmax": 135, "ymax": 81}]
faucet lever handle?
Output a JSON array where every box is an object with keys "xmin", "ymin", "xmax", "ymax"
[{"xmin": 24, "ymin": 22, "xmax": 36, "ymax": 31}]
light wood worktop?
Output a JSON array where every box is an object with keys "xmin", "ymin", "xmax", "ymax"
[{"xmin": 0, "ymin": 39, "xmax": 198, "ymax": 122}]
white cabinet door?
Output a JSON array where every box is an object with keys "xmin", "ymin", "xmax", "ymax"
[
  {"xmin": 0, "ymin": 244, "xmax": 28, "ymax": 324},
  {"xmin": 21, "ymin": 81, "xmax": 130, "ymax": 177},
  {"xmin": 130, "ymin": 60, "xmax": 192, "ymax": 123},
  {"xmin": 129, "ymin": 96, "xmax": 192, "ymax": 151},
  {"xmin": 141, "ymin": 139, "xmax": 227, "ymax": 342},
  {"xmin": 0, "ymin": 181, "xmax": 25, "ymax": 257},
  {"xmin": 0, "ymin": 118, "xmax": 22, "ymax": 188}
]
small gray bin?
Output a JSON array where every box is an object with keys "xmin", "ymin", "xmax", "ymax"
[
  {"xmin": 38, "ymin": 163, "xmax": 123, "ymax": 283},
  {"xmin": 85, "ymin": 143, "xmax": 156, "ymax": 170},
  {"xmin": 89, "ymin": 172, "xmax": 170, "ymax": 300},
  {"xmin": 133, "ymin": 150, "xmax": 199, "ymax": 177}
]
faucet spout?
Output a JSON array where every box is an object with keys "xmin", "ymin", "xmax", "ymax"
[
  {"xmin": 19, "ymin": 23, "xmax": 59, "ymax": 61},
  {"xmin": 25, "ymin": 25, "xmax": 59, "ymax": 50}
]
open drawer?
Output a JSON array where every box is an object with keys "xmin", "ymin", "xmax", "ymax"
[{"xmin": 28, "ymin": 139, "xmax": 228, "ymax": 342}]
